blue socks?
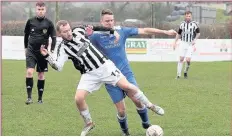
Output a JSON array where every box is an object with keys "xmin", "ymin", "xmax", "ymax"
[
  {"xmin": 117, "ymin": 114, "xmax": 128, "ymax": 133},
  {"xmin": 137, "ymin": 106, "xmax": 150, "ymax": 129}
]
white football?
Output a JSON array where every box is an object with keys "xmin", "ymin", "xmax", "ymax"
[{"xmin": 146, "ymin": 125, "xmax": 163, "ymax": 136}]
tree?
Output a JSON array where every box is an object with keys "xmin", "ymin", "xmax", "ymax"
[
  {"xmin": 29, "ymin": 7, "xmax": 33, "ymax": 18},
  {"xmin": 103, "ymin": 2, "xmax": 130, "ymax": 21},
  {"xmin": 2, "ymin": 2, "xmax": 27, "ymax": 21},
  {"xmin": 55, "ymin": 2, "xmax": 59, "ymax": 23},
  {"xmin": 2, "ymin": 1, "xmax": 11, "ymax": 6}
]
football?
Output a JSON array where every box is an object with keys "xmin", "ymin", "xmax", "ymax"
[{"xmin": 146, "ymin": 125, "xmax": 163, "ymax": 136}]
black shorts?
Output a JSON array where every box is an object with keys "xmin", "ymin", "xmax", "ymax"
[{"xmin": 26, "ymin": 49, "xmax": 48, "ymax": 72}]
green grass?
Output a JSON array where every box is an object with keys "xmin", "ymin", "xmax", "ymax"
[{"xmin": 2, "ymin": 60, "xmax": 231, "ymax": 136}]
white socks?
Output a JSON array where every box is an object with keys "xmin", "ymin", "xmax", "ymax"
[
  {"xmin": 80, "ymin": 108, "xmax": 92, "ymax": 124},
  {"xmin": 134, "ymin": 91, "xmax": 153, "ymax": 108},
  {"xmin": 177, "ymin": 61, "xmax": 183, "ymax": 76}
]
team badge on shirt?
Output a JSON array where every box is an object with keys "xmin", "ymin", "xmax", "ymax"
[{"xmin": 43, "ymin": 29, "xmax": 47, "ymax": 34}]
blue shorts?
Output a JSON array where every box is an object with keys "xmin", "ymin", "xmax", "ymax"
[{"xmin": 105, "ymin": 71, "xmax": 138, "ymax": 104}]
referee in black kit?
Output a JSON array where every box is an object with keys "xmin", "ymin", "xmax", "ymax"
[
  {"xmin": 173, "ymin": 11, "xmax": 200, "ymax": 79},
  {"xmin": 24, "ymin": 1, "xmax": 56, "ymax": 104}
]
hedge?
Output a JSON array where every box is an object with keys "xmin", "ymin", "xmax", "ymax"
[{"xmin": 2, "ymin": 20, "xmax": 231, "ymax": 39}]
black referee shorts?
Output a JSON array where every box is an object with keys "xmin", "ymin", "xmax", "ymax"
[{"xmin": 26, "ymin": 49, "xmax": 48, "ymax": 72}]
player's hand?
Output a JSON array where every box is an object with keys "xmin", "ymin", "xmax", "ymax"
[
  {"xmin": 191, "ymin": 40, "xmax": 196, "ymax": 45},
  {"xmin": 114, "ymin": 31, "xmax": 120, "ymax": 43},
  {"xmin": 193, "ymin": 46, "xmax": 196, "ymax": 52},
  {"xmin": 165, "ymin": 29, "xmax": 177, "ymax": 36},
  {"xmin": 40, "ymin": 45, "xmax": 48, "ymax": 56},
  {"xmin": 85, "ymin": 25, "xmax": 94, "ymax": 36}
]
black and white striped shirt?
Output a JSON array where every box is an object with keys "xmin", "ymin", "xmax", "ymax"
[
  {"xmin": 178, "ymin": 21, "xmax": 200, "ymax": 42},
  {"xmin": 46, "ymin": 27, "xmax": 108, "ymax": 74}
]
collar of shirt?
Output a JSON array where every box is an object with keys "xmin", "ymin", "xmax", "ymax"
[{"xmin": 36, "ymin": 16, "xmax": 45, "ymax": 21}]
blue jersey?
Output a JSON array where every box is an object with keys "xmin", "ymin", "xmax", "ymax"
[{"xmin": 89, "ymin": 26, "xmax": 138, "ymax": 73}]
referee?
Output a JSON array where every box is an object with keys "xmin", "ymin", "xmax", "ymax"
[
  {"xmin": 173, "ymin": 11, "xmax": 200, "ymax": 79},
  {"xmin": 24, "ymin": 2, "xmax": 56, "ymax": 104}
]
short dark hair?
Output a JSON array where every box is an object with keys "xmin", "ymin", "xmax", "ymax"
[
  {"xmin": 101, "ymin": 9, "xmax": 113, "ymax": 16},
  {"xmin": 36, "ymin": 1, "xmax": 45, "ymax": 7},
  {"xmin": 56, "ymin": 20, "xmax": 69, "ymax": 32},
  {"xmin": 185, "ymin": 11, "xmax": 192, "ymax": 15}
]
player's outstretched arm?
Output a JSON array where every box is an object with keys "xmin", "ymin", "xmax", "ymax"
[
  {"xmin": 93, "ymin": 26, "xmax": 120, "ymax": 43},
  {"xmin": 85, "ymin": 25, "xmax": 119, "ymax": 43},
  {"xmin": 92, "ymin": 26, "xmax": 115, "ymax": 34},
  {"xmin": 138, "ymin": 28, "xmax": 177, "ymax": 36},
  {"xmin": 84, "ymin": 25, "xmax": 115, "ymax": 35},
  {"xmin": 40, "ymin": 45, "xmax": 68, "ymax": 71}
]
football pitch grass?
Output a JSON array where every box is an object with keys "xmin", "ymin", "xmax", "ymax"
[{"xmin": 2, "ymin": 60, "xmax": 231, "ymax": 136}]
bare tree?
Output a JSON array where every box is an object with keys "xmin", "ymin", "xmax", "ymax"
[
  {"xmin": 55, "ymin": 2, "xmax": 59, "ymax": 23},
  {"xmin": 2, "ymin": 1, "xmax": 11, "ymax": 6}
]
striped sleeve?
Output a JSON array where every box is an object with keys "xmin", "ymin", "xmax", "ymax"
[
  {"xmin": 45, "ymin": 42, "xmax": 69, "ymax": 71},
  {"xmin": 192, "ymin": 21, "xmax": 200, "ymax": 33},
  {"xmin": 73, "ymin": 27, "xmax": 86, "ymax": 35},
  {"xmin": 191, "ymin": 21, "xmax": 198, "ymax": 27},
  {"xmin": 178, "ymin": 21, "xmax": 184, "ymax": 35},
  {"xmin": 93, "ymin": 26, "xmax": 114, "ymax": 34}
]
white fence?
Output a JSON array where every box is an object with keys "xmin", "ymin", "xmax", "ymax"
[{"xmin": 2, "ymin": 36, "xmax": 232, "ymax": 62}]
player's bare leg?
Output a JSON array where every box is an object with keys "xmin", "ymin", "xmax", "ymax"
[
  {"xmin": 184, "ymin": 57, "xmax": 191, "ymax": 79},
  {"xmin": 176, "ymin": 56, "xmax": 185, "ymax": 79},
  {"xmin": 75, "ymin": 90, "xmax": 95, "ymax": 136},
  {"xmin": 25, "ymin": 68, "xmax": 34, "ymax": 105},
  {"xmin": 116, "ymin": 77, "xmax": 164, "ymax": 115}
]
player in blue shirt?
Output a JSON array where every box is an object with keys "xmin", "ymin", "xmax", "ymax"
[{"xmin": 88, "ymin": 9, "xmax": 177, "ymax": 135}]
